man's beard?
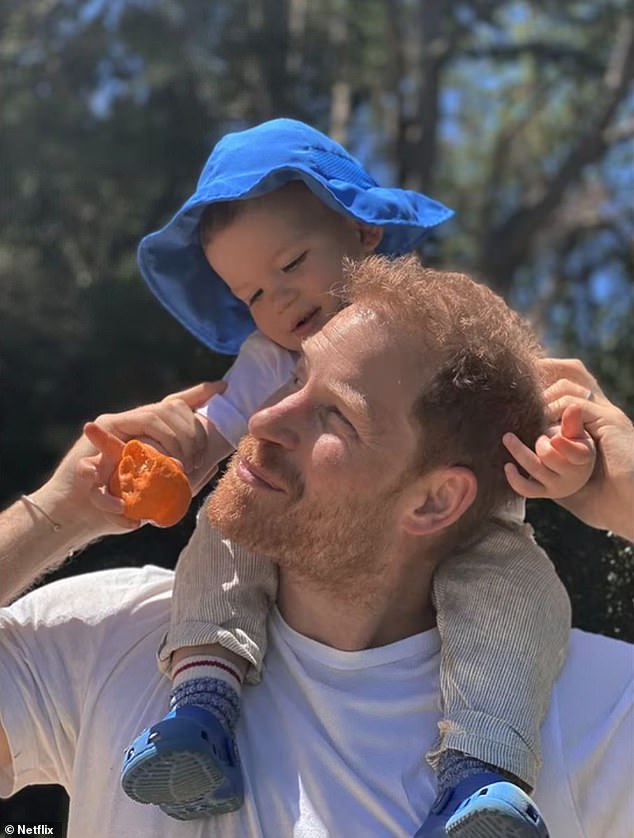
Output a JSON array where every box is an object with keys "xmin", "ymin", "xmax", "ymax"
[{"xmin": 207, "ymin": 434, "xmax": 401, "ymax": 596}]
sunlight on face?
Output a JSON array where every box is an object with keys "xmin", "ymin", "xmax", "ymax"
[
  {"xmin": 207, "ymin": 307, "xmax": 423, "ymax": 595},
  {"xmin": 204, "ymin": 184, "xmax": 379, "ymax": 350}
]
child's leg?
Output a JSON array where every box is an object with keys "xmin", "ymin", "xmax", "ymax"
[
  {"xmin": 121, "ymin": 507, "xmax": 277, "ymax": 820},
  {"xmin": 417, "ymin": 509, "xmax": 570, "ymax": 837}
]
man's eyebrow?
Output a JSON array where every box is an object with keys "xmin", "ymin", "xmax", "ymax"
[
  {"xmin": 299, "ymin": 343, "xmax": 378, "ymax": 430},
  {"xmin": 331, "ymin": 381, "xmax": 377, "ymax": 428}
]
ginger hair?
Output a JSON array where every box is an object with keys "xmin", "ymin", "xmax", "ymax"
[{"xmin": 343, "ymin": 254, "xmax": 546, "ymax": 540}]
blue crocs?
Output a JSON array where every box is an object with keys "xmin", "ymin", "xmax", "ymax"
[
  {"xmin": 121, "ymin": 705, "xmax": 243, "ymax": 819},
  {"xmin": 446, "ymin": 780, "xmax": 549, "ymax": 837},
  {"xmin": 415, "ymin": 772, "xmax": 549, "ymax": 838}
]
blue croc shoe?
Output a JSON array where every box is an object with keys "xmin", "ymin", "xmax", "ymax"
[
  {"xmin": 121, "ymin": 705, "xmax": 243, "ymax": 818},
  {"xmin": 415, "ymin": 773, "xmax": 549, "ymax": 838},
  {"xmin": 446, "ymin": 780, "xmax": 549, "ymax": 837}
]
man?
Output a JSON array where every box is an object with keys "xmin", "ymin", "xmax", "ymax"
[{"xmin": 0, "ymin": 257, "xmax": 632, "ymax": 837}]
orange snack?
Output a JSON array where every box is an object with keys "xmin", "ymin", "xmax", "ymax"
[{"xmin": 109, "ymin": 439, "xmax": 192, "ymax": 527}]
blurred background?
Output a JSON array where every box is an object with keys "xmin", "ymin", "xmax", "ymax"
[{"xmin": 1, "ymin": 0, "xmax": 633, "ymax": 829}]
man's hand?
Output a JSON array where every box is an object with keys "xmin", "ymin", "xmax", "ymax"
[
  {"xmin": 507, "ymin": 358, "xmax": 633, "ymax": 541},
  {"xmin": 42, "ymin": 381, "xmax": 226, "ymax": 539}
]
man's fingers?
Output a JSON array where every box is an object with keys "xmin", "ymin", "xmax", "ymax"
[
  {"xmin": 544, "ymin": 379, "xmax": 588, "ymax": 405},
  {"xmin": 163, "ymin": 381, "xmax": 227, "ymax": 409},
  {"xmin": 79, "ymin": 454, "xmax": 140, "ymax": 531},
  {"xmin": 545, "ymin": 394, "xmax": 603, "ymax": 425},
  {"xmin": 87, "ymin": 484, "xmax": 128, "ymax": 518},
  {"xmin": 79, "ymin": 451, "xmax": 126, "ymax": 508},
  {"xmin": 84, "ymin": 421, "xmax": 124, "ymax": 461},
  {"xmin": 75, "ymin": 454, "xmax": 101, "ymax": 484},
  {"xmin": 538, "ymin": 358, "xmax": 602, "ymax": 394},
  {"xmin": 544, "ymin": 379, "xmax": 608, "ymax": 407}
]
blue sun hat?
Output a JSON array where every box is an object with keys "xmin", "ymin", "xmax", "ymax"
[{"xmin": 138, "ymin": 118, "xmax": 454, "ymax": 354}]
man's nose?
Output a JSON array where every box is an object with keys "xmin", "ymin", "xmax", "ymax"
[{"xmin": 249, "ymin": 390, "xmax": 302, "ymax": 450}]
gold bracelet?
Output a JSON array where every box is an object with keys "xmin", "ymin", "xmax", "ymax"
[{"xmin": 20, "ymin": 494, "xmax": 62, "ymax": 532}]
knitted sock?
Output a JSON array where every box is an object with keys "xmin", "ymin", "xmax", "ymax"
[
  {"xmin": 170, "ymin": 656, "xmax": 243, "ymax": 736},
  {"xmin": 436, "ymin": 749, "xmax": 532, "ymax": 797}
]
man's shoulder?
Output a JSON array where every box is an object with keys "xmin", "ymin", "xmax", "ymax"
[
  {"xmin": 537, "ymin": 632, "xmax": 634, "ymax": 834},
  {"xmin": 2, "ymin": 565, "xmax": 174, "ymax": 629},
  {"xmin": 554, "ymin": 627, "xmax": 633, "ymax": 739},
  {"xmin": 564, "ymin": 627, "xmax": 632, "ymax": 683}
]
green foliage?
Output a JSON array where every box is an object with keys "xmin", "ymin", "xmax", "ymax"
[{"xmin": 529, "ymin": 502, "xmax": 634, "ymax": 640}]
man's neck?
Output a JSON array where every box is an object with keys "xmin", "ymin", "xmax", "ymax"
[{"xmin": 276, "ymin": 553, "xmax": 438, "ymax": 651}]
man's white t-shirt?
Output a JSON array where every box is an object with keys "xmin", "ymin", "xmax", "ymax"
[
  {"xmin": 198, "ymin": 331, "xmax": 296, "ymax": 448},
  {"xmin": 0, "ymin": 565, "xmax": 632, "ymax": 838}
]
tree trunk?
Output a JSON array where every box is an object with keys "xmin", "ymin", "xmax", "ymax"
[{"xmin": 481, "ymin": 20, "xmax": 634, "ymax": 292}]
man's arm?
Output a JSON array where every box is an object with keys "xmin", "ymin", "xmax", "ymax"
[
  {"xmin": 1, "ymin": 381, "xmax": 225, "ymax": 606},
  {"xmin": 0, "ymin": 488, "xmax": 99, "ymax": 608}
]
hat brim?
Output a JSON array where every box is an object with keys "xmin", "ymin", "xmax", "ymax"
[{"xmin": 138, "ymin": 163, "xmax": 453, "ymax": 355}]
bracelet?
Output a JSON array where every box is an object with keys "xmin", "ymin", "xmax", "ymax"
[{"xmin": 20, "ymin": 494, "xmax": 62, "ymax": 532}]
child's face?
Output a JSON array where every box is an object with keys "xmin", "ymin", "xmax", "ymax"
[{"xmin": 203, "ymin": 184, "xmax": 382, "ymax": 350}]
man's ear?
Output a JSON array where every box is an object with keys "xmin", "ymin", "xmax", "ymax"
[
  {"xmin": 399, "ymin": 467, "xmax": 477, "ymax": 537},
  {"xmin": 356, "ymin": 223, "xmax": 383, "ymax": 254}
]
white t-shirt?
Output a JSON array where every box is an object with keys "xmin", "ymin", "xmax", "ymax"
[
  {"xmin": 0, "ymin": 565, "xmax": 632, "ymax": 838},
  {"xmin": 198, "ymin": 331, "xmax": 297, "ymax": 448}
]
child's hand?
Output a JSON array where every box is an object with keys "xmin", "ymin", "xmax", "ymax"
[{"xmin": 502, "ymin": 404, "xmax": 596, "ymax": 499}]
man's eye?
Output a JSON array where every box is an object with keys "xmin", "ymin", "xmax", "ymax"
[
  {"xmin": 282, "ymin": 252, "xmax": 307, "ymax": 273},
  {"xmin": 248, "ymin": 289, "xmax": 263, "ymax": 306},
  {"xmin": 328, "ymin": 407, "xmax": 355, "ymax": 434}
]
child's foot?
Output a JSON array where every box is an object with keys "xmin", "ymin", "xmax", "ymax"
[
  {"xmin": 414, "ymin": 773, "xmax": 549, "ymax": 837},
  {"xmin": 121, "ymin": 705, "xmax": 243, "ymax": 819},
  {"xmin": 121, "ymin": 657, "xmax": 244, "ymax": 819},
  {"xmin": 446, "ymin": 779, "xmax": 549, "ymax": 836}
]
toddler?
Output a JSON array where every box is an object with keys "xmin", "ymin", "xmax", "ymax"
[{"xmin": 114, "ymin": 120, "xmax": 592, "ymax": 837}]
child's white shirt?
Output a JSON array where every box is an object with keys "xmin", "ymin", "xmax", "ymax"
[{"xmin": 197, "ymin": 330, "xmax": 297, "ymax": 448}]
